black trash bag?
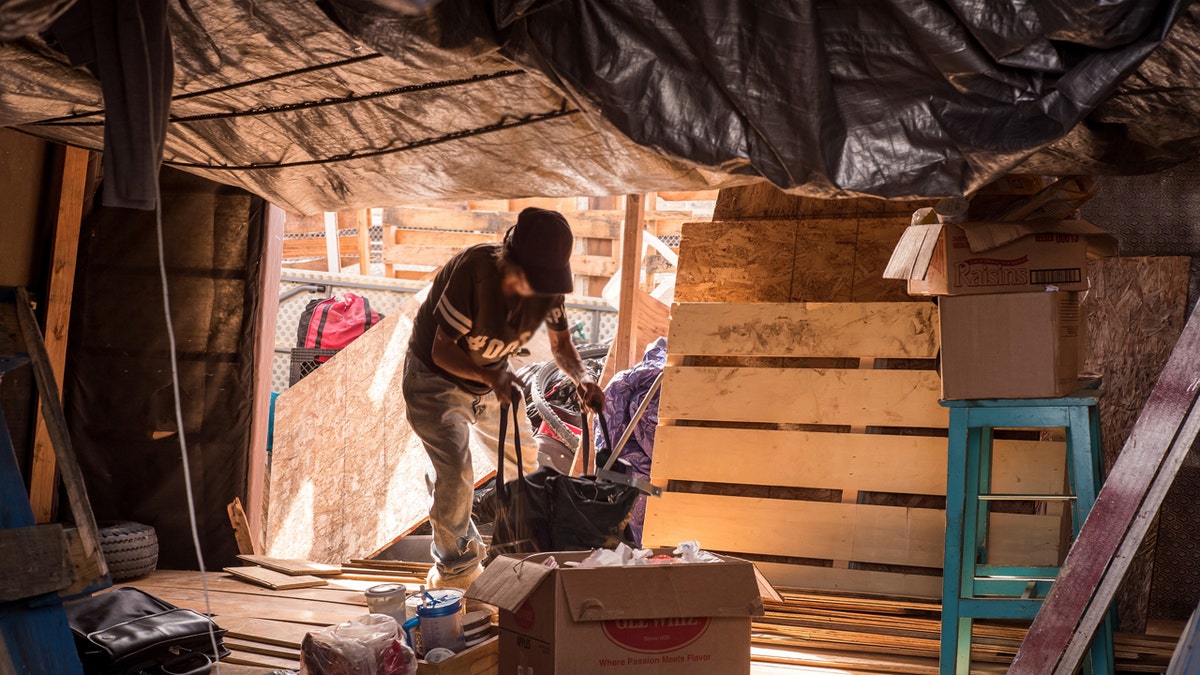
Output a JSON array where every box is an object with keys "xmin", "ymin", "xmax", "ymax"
[
  {"xmin": 488, "ymin": 388, "xmax": 637, "ymax": 560},
  {"xmin": 64, "ymin": 587, "xmax": 230, "ymax": 675}
]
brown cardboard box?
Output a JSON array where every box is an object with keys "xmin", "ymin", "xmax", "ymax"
[
  {"xmin": 884, "ymin": 219, "xmax": 1116, "ymax": 296},
  {"xmin": 466, "ymin": 551, "xmax": 779, "ymax": 675},
  {"xmin": 938, "ymin": 291, "xmax": 1081, "ymax": 400}
]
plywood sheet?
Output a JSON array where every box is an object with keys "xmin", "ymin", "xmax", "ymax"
[
  {"xmin": 223, "ymin": 566, "xmax": 327, "ymax": 590},
  {"xmin": 651, "ymin": 426, "xmax": 1066, "ymax": 497},
  {"xmin": 267, "ymin": 289, "xmax": 549, "ymax": 563},
  {"xmin": 642, "ymin": 493, "xmax": 1061, "ymax": 568},
  {"xmin": 237, "ymin": 555, "xmax": 341, "ymax": 576},
  {"xmin": 675, "ymin": 220, "xmax": 798, "ymax": 302},
  {"xmin": 791, "ymin": 218, "xmax": 858, "ymax": 302},
  {"xmin": 667, "ymin": 302, "xmax": 938, "ymax": 358},
  {"xmin": 711, "ymin": 184, "xmax": 935, "ymax": 221},
  {"xmin": 659, "ymin": 366, "xmax": 947, "ymax": 428}
]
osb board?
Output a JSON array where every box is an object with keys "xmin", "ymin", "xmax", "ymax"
[
  {"xmin": 675, "ymin": 218, "xmax": 912, "ymax": 303},
  {"xmin": 642, "ymin": 493, "xmax": 1062, "ymax": 568},
  {"xmin": 267, "ymin": 289, "xmax": 552, "ymax": 563},
  {"xmin": 1080, "ymin": 255, "xmax": 1190, "ymax": 631},
  {"xmin": 712, "ymin": 183, "xmax": 936, "ymax": 221},
  {"xmin": 651, "ymin": 426, "xmax": 1066, "ymax": 497},
  {"xmin": 659, "ymin": 366, "xmax": 946, "ymax": 428},
  {"xmin": 676, "ymin": 219, "xmax": 797, "ymax": 302},
  {"xmin": 667, "ymin": 302, "xmax": 938, "ymax": 358}
]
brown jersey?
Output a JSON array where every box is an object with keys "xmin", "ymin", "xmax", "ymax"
[{"xmin": 409, "ymin": 243, "xmax": 569, "ymax": 394}]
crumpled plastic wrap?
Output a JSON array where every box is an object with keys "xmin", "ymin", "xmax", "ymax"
[
  {"xmin": 572, "ymin": 541, "xmax": 721, "ymax": 568},
  {"xmin": 300, "ymin": 614, "xmax": 418, "ymax": 675}
]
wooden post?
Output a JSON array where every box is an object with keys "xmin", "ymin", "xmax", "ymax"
[
  {"xmin": 323, "ymin": 212, "xmax": 339, "ymax": 273},
  {"xmin": 245, "ymin": 205, "xmax": 284, "ymax": 549},
  {"xmin": 28, "ymin": 145, "xmax": 89, "ymax": 524},
  {"xmin": 356, "ymin": 209, "xmax": 371, "ymax": 276},
  {"xmin": 585, "ymin": 196, "xmax": 620, "ymax": 297},
  {"xmin": 613, "ymin": 194, "xmax": 646, "ymax": 374}
]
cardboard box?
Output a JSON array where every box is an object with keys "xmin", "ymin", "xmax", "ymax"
[
  {"xmin": 884, "ymin": 219, "xmax": 1116, "ymax": 296},
  {"xmin": 417, "ymin": 635, "xmax": 498, "ymax": 675},
  {"xmin": 938, "ymin": 291, "xmax": 1081, "ymax": 400},
  {"xmin": 466, "ymin": 551, "xmax": 779, "ymax": 674}
]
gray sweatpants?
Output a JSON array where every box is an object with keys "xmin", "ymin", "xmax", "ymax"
[{"xmin": 402, "ymin": 351, "xmax": 537, "ymax": 576}]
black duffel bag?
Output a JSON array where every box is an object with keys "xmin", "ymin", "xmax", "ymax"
[
  {"xmin": 488, "ymin": 387, "xmax": 638, "ymax": 559},
  {"xmin": 64, "ymin": 587, "xmax": 230, "ymax": 675}
]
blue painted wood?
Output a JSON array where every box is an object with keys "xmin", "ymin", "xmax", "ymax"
[
  {"xmin": 0, "ymin": 367, "xmax": 83, "ymax": 674},
  {"xmin": 939, "ymin": 396, "xmax": 1113, "ymax": 675}
]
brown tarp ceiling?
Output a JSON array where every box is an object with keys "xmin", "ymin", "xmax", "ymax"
[{"xmin": 0, "ymin": 0, "xmax": 1197, "ymax": 214}]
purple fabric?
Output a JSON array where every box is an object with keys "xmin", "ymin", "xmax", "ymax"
[{"xmin": 596, "ymin": 337, "xmax": 667, "ymax": 545}]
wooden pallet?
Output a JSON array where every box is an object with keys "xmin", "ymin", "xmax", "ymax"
[{"xmin": 643, "ymin": 301, "xmax": 1070, "ymax": 598}]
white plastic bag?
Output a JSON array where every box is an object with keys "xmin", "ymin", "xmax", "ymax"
[{"xmin": 300, "ymin": 613, "xmax": 418, "ymax": 675}]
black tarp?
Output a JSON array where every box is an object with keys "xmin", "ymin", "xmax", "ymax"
[
  {"xmin": 64, "ymin": 168, "xmax": 263, "ymax": 570},
  {"xmin": 1, "ymin": 0, "xmax": 1199, "ymax": 212}
]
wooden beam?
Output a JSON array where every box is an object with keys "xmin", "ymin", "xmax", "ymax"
[
  {"xmin": 245, "ymin": 205, "xmax": 284, "ymax": 551},
  {"xmin": 28, "ymin": 145, "xmax": 88, "ymax": 524},
  {"xmin": 613, "ymin": 194, "xmax": 646, "ymax": 373},
  {"xmin": 281, "ymin": 235, "xmax": 358, "ymax": 259},
  {"xmin": 228, "ymin": 497, "xmax": 261, "ymax": 556},
  {"xmin": 323, "ymin": 212, "xmax": 339, "ymax": 273},
  {"xmin": 0, "ymin": 524, "xmax": 71, "ymax": 601},
  {"xmin": 356, "ymin": 209, "xmax": 371, "ymax": 275},
  {"xmin": 1011, "ymin": 300, "xmax": 1200, "ymax": 674},
  {"xmin": 14, "ymin": 288, "xmax": 103, "ymax": 567}
]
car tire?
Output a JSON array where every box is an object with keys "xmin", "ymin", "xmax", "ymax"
[{"xmin": 98, "ymin": 521, "xmax": 159, "ymax": 581}]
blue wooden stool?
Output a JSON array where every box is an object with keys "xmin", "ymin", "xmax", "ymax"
[{"xmin": 940, "ymin": 393, "xmax": 1115, "ymax": 675}]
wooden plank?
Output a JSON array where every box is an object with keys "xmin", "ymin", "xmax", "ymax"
[
  {"xmin": 130, "ymin": 571, "xmax": 364, "ymax": 606},
  {"xmin": 381, "ymin": 207, "xmax": 691, "ymax": 241},
  {"xmin": 224, "ymin": 567, "xmax": 328, "ymax": 590},
  {"xmin": 613, "ymin": 194, "xmax": 646, "ymax": 375},
  {"xmin": 247, "ymin": 206, "xmax": 285, "ymax": 557},
  {"xmin": 752, "ymin": 562, "xmax": 942, "ymax": 599},
  {"xmin": 667, "ymin": 302, "xmax": 938, "ymax": 358},
  {"xmin": 658, "ymin": 190, "xmax": 719, "ymax": 202},
  {"xmin": 323, "ymin": 212, "xmax": 340, "ymax": 272},
  {"xmin": 58, "ymin": 527, "xmax": 108, "ymax": 597},
  {"xmin": 356, "ymin": 209, "xmax": 371, "ymax": 274},
  {"xmin": 228, "ymin": 498, "xmax": 261, "ymax": 556},
  {"xmin": 14, "ymin": 288, "xmax": 102, "ymax": 564},
  {"xmin": 650, "ymin": 426, "xmax": 1066, "ymax": 497},
  {"xmin": 417, "ymin": 635, "xmax": 499, "ymax": 675},
  {"xmin": 1011, "ymin": 300, "xmax": 1200, "ymax": 674},
  {"xmin": 570, "ymin": 254, "xmax": 620, "ymax": 277},
  {"xmin": 218, "ymin": 616, "xmax": 312, "ymax": 649},
  {"xmin": 393, "ymin": 229, "xmax": 495, "ymax": 248},
  {"xmin": 29, "ymin": 144, "xmax": 88, "ymax": 524},
  {"xmin": 659, "ymin": 366, "xmax": 946, "ymax": 428},
  {"xmin": 223, "ymin": 650, "xmax": 300, "ymax": 669},
  {"xmin": 126, "ymin": 586, "xmax": 354, "ymax": 625},
  {"xmin": 642, "ymin": 492, "xmax": 1060, "ymax": 569},
  {"xmin": 223, "ymin": 637, "xmax": 301, "ymax": 660},
  {"xmin": 382, "ymin": 244, "xmax": 464, "ymax": 266},
  {"xmin": 282, "ymin": 235, "xmax": 358, "ymax": 259},
  {"xmin": 237, "ymin": 555, "xmax": 341, "ymax": 577},
  {"xmin": 0, "ymin": 524, "xmax": 71, "ymax": 601}
]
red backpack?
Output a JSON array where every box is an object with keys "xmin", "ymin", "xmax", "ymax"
[{"xmin": 296, "ymin": 293, "xmax": 382, "ymax": 361}]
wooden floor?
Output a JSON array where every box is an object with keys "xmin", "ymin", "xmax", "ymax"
[{"xmin": 116, "ymin": 562, "xmax": 1181, "ymax": 674}]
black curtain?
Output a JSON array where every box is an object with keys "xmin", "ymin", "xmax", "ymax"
[{"xmin": 65, "ymin": 167, "xmax": 264, "ymax": 570}]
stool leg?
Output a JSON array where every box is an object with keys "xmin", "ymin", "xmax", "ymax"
[
  {"xmin": 1066, "ymin": 406, "xmax": 1099, "ymax": 536},
  {"xmin": 975, "ymin": 428, "xmax": 995, "ymax": 565},
  {"xmin": 941, "ymin": 411, "xmax": 970, "ymax": 675}
]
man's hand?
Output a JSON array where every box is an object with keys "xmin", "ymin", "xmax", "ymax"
[
  {"xmin": 481, "ymin": 365, "xmax": 520, "ymax": 405},
  {"xmin": 577, "ymin": 375, "xmax": 605, "ymax": 413}
]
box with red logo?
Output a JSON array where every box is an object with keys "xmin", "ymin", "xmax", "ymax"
[
  {"xmin": 466, "ymin": 551, "xmax": 779, "ymax": 674},
  {"xmin": 884, "ymin": 219, "xmax": 1116, "ymax": 296}
]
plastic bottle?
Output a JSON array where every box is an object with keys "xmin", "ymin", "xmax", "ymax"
[{"xmin": 417, "ymin": 590, "xmax": 466, "ymax": 654}]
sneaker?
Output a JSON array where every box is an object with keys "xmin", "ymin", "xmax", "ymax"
[{"xmin": 426, "ymin": 563, "xmax": 483, "ymax": 591}]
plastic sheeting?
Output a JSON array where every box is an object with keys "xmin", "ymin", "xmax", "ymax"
[
  {"xmin": 0, "ymin": 0, "xmax": 1197, "ymax": 213},
  {"xmin": 64, "ymin": 168, "xmax": 264, "ymax": 570}
]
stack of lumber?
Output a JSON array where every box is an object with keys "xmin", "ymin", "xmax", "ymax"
[
  {"xmin": 114, "ymin": 561, "xmax": 1179, "ymax": 674},
  {"xmin": 751, "ymin": 588, "xmax": 1177, "ymax": 673}
]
